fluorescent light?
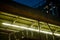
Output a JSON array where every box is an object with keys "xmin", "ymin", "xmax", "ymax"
[{"xmin": 2, "ymin": 23, "xmax": 60, "ymax": 36}]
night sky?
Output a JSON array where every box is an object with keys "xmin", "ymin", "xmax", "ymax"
[{"xmin": 13, "ymin": 0, "xmax": 46, "ymax": 8}]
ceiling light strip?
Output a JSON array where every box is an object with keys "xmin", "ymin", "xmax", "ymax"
[{"xmin": 2, "ymin": 23, "xmax": 60, "ymax": 36}]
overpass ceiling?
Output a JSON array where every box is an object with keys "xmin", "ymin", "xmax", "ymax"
[{"xmin": 0, "ymin": 11, "xmax": 60, "ymax": 35}]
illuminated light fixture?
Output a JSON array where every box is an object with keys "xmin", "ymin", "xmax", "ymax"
[{"xmin": 2, "ymin": 23, "xmax": 60, "ymax": 36}]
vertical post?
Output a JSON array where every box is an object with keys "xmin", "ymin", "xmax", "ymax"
[
  {"xmin": 46, "ymin": 34, "xmax": 48, "ymax": 40},
  {"xmin": 9, "ymin": 33, "xmax": 11, "ymax": 40},
  {"xmin": 30, "ymin": 23, "xmax": 34, "ymax": 38},
  {"xmin": 52, "ymin": 33, "xmax": 55, "ymax": 40},
  {"xmin": 14, "ymin": 33, "xmax": 17, "ymax": 40},
  {"xmin": 38, "ymin": 21, "xmax": 41, "ymax": 40},
  {"xmin": 26, "ymin": 29, "xmax": 28, "ymax": 38}
]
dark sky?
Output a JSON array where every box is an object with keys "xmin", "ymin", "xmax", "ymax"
[{"xmin": 13, "ymin": 0, "xmax": 46, "ymax": 8}]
